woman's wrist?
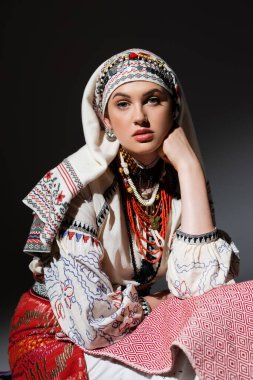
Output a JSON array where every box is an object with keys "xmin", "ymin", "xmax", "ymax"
[
  {"xmin": 177, "ymin": 157, "xmax": 203, "ymax": 176},
  {"xmin": 177, "ymin": 156, "xmax": 214, "ymax": 234}
]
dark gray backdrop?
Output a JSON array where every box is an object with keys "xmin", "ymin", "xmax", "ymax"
[{"xmin": 1, "ymin": 0, "xmax": 253, "ymax": 370}]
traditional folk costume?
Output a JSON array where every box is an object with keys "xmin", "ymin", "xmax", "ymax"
[{"xmin": 9, "ymin": 49, "xmax": 253, "ymax": 379}]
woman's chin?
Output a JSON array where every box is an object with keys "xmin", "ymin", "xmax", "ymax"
[{"xmin": 123, "ymin": 149, "xmax": 160, "ymax": 166}]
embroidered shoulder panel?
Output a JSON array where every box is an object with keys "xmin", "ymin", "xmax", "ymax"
[{"xmin": 23, "ymin": 159, "xmax": 83, "ymax": 249}]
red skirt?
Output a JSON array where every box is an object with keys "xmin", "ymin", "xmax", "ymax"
[{"xmin": 8, "ymin": 290, "xmax": 88, "ymax": 380}]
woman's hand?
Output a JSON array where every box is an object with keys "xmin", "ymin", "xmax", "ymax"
[
  {"xmin": 159, "ymin": 125, "xmax": 214, "ymax": 235},
  {"xmin": 159, "ymin": 126, "xmax": 200, "ymax": 172}
]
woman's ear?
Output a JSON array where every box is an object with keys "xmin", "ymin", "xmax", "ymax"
[
  {"xmin": 103, "ymin": 115, "xmax": 112, "ymax": 130},
  {"xmin": 102, "ymin": 108, "xmax": 112, "ymax": 129}
]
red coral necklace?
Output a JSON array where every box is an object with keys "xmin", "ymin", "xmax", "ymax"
[{"xmin": 116, "ymin": 148, "xmax": 172, "ymax": 267}]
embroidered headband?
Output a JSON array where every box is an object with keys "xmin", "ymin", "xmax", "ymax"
[{"xmin": 94, "ymin": 48, "xmax": 181, "ymax": 120}]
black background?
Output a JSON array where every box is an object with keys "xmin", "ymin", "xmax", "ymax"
[{"xmin": 1, "ymin": 0, "xmax": 253, "ymax": 370}]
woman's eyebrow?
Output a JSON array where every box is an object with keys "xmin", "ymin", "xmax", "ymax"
[
  {"xmin": 112, "ymin": 88, "xmax": 163, "ymax": 99},
  {"xmin": 143, "ymin": 88, "xmax": 163, "ymax": 96},
  {"xmin": 112, "ymin": 92, "xmax": 131, "ymax": 99}
]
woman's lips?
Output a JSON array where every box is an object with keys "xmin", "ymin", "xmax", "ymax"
[{"xmin": 133, "ymin": 130, "xmax": 154, "ymax": 142}]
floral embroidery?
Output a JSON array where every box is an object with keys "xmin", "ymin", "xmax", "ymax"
[
  {"xmin": 45, "ymin": 246, "xmax": 143, "ymax": 349},
  {"xmin": 112, "ymin": 305, "xmax": 140, "ymax": 333},
  {"xmin": 174, "ymin": 280, "xmax": 191, "ymax": 298},
  {"xmin": 167, "ymin": 235, "xmax": 239, "ymax": 298},
  {"xmin": 44, "ymin": 171, "xmax": 53, "ymax": 181},
  {"xmin": 61, "ymin": 280, "xmax": 75, "ymax": 309},
  {"xmin": 54, "ymin": 280, "xmax": 76, "ymax": 318},
  {"xmin": 110, "ymin": 290, "xmax": 123, "ymax": 310},
  {"xmin": 55, "ymin": 299, "xmax": 65, "ymax": 319},
  {"xmin": 56, "ymin": 191, "xmax": 65, "ymax": 204}
]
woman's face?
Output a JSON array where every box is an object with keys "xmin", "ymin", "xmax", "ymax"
[{"xmin": 104, "ymin": 81, "xmax": 174, "ymax": 165}]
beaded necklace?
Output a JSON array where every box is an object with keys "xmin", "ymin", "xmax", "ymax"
[
  {"xmin": 113, "ymin": 149, "xmax": 172, "ymax": 286},
  {"xmin": 126, "ymin": 189, "xmax": 171, "ymax": 264},
  {"xmin": 119, "ymin": 149, "xmax": 161, "ymax": 206}
]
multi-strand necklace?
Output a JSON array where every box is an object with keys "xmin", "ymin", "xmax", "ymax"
[{"xmin": 114, "ymin": 148, "xmax": 172, "ymax": 287}]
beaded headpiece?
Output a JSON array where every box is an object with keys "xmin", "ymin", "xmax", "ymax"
[{"xmin": 94, "ymin": 48, "xmax": 181, "ymax": 120}]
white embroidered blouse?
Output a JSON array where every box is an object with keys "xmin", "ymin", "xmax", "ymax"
[{"xmin": 29, "ymin": 168, "xmax": 239, "ymax": 351}]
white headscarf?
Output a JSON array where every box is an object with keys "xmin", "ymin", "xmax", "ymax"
[{"xmin": 23, "ymin": 48, "xmax": 205, "ymax": 251}]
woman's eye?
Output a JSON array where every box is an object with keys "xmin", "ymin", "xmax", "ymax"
[
  {"xmin": 147, "ymin": 96, "xmax": 160, "ymax": 104},
  {"xmin": 117, "ymin": 101, "xmax": 129, "ymax": 109}
]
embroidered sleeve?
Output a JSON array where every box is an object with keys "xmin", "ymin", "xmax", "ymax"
[
  {"xmin": 166, "ymin": 228, "xmax": 240, "ymax": 298},
  {"xmin": 44, "ymin": 190, "xmax": 143, "ymax": 350},
  {"xmin": 24, "ymin": 213, "xmax": 49, "ymax": 256}
]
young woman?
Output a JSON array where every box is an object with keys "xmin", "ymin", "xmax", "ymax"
[{"xmin": 8, "ymin": 49, "xmax": 253, "ymax": 379}]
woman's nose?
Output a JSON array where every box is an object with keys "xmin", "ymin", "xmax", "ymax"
[{"xmin": 133, "ymin": 105, "xmax": 149, "ymax": 127}]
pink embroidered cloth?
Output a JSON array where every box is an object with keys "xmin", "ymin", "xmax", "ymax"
[{"xmin": 84, "ymin": 281, "xmax": 253, "ymax": 379}]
